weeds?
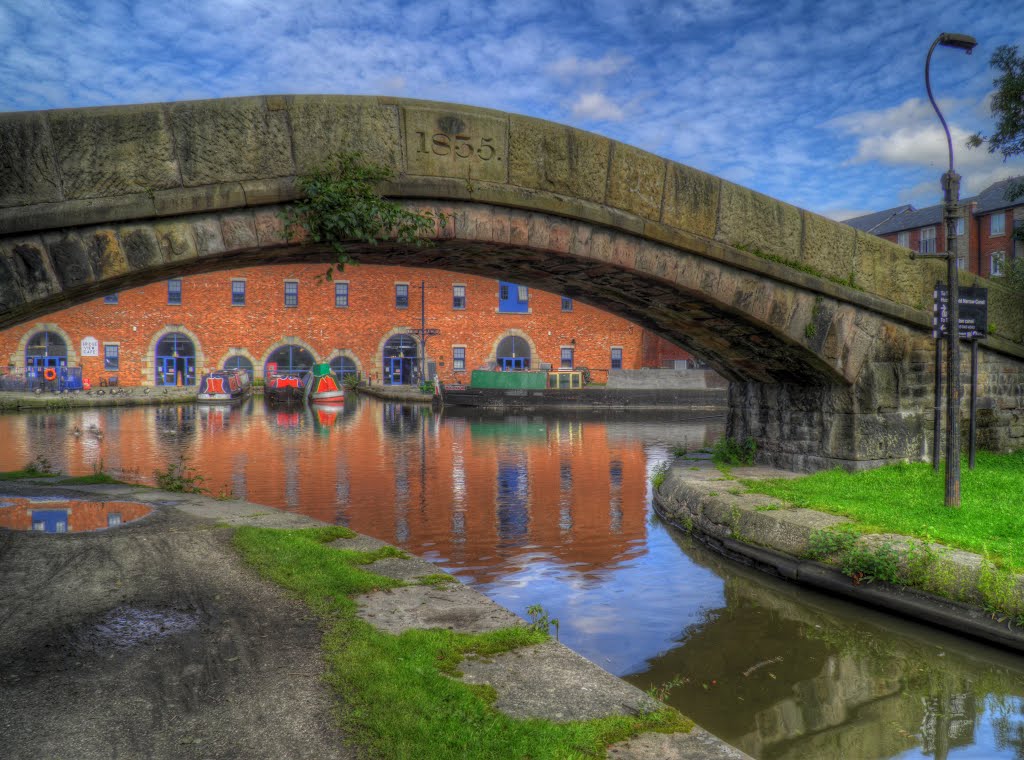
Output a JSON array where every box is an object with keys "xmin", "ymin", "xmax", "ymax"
[
  {"xmin": 711, "ymin": 437, "xmax": 756, "ymax": 466},
  {"xmin": 650, "ymin": 461, "xmax": 671, "ymax": 489},
  {"xmin": 154, "ymin": 455, "xmax": 206, "ymax": 494},
  {"xmin": 525, "ymin": 604, "xmax": 560, "ymax": 641}
]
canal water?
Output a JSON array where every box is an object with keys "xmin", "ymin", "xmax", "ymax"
[{"xmin": 2, "ymin": 396, "xmax": 1024, "ymax": 759}]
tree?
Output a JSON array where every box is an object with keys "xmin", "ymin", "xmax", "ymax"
[
  {"xmin": 280, "ymin": 151, "xmax": 446, "ymax": 281},
  {"xmin": 968, "ymin": 44, "xmax": 1024, "ymax": 202}
]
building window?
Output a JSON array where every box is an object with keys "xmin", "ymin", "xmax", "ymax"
[
  {"xmin": 897, "ymin": 231, "xmax": 910, "ymax": 248},
  {"xmin": 561, "ymin": 297, "xmax": 573, "ymax": 312},
  {"xmin": 560, "ymin": 347, "xmax": 574, "ymax": 369},
  {"xmin": 284, "ymin": 281, "xmax": 298, "ymax": 307},
  {"xmin": 231, "ymin": 280, "xmax": 246, "ymax": 306},
  {"xmin": 107, "ymin": 513, "xmax": 122, "ymax": 528},
  {"xmin": 992, "ymin": 251, "xmax": 1006, "ymax": 277},
  {"xmin": 396, "ymin": 283, "xmax": 409, "ymax": 309},
  {"xmin": 955, "ymin": 217, "xmax": 965, "ymax": 236},
  {"xmin": 610, "ymin": 347, "xmax": 623, "ymax": 370},
  {"xmin": 453, "ymin": 285, "xmax": 466, "ymax": 310},
  {"xmin": 103, "ymin": 293, "xmax": 119, "ymax": 304},
  {"xmin": 498, "ymin": 281, "xmax": 529, "ymax": 313},
  {"xmin": 335, "ymin": 282, "xmax": 349, "ymax": 308},
  {"xmin": 453, "ymin": 346, "xmax": 466, "ymax": 372},
  {"xmin": 167, "ymin": 279, "xmax": 182, "ymax": 305},
  {"xmin": 104, "ymin": 344, "xmax": 119, "ymax": 371},
  {"xmin": 992, "ymin": 213, "xmax": 1006, "ymax": 236},
  {"xmin": 919, "ymin": 227, "xmax": 937, "ymax": 254}
]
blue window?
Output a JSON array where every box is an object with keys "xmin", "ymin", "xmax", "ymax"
[
  {"xmin": 167, "ymin": 279, "xmax": 182, "ymax": 305},
  {"xmin": 560, "ymin": 347, "xmax": 574, "ymax": 369},
  {"xmin": 103, "ymin": 293, "xmax": 119, "ymax": 304},
  {"xmin": 611, "ymin": 347, "xmax": 623, "ymax": 370},
  {"xmin": 453, "ymin": 285, "xmax": 466, "ymax": 310},
  {"xmin": 453, "ymin": 346, "xmax": 466, "ymax": 372},
  {"xmin": 396, "ymin": 284, "xmax": 409, "ymax": 309},
  {"xmin": 231, "ymin": 280, "xmax": 246, "ymax": 306},
  {"xmin": 335, "ymin": 282, "xmax": 349, "ymax": 308},
  {"xmin": 284, "ymin": 281, "xmax": 298, "ymax": 307},
  {"xmin": 104, "ymin": 344, "xmax": 119, "ymax": 371},
  {"xmin": 498, "ymin": 281, "xmax": 529, "ymax": 313},
  {"xmin": 561, "ymin": 296, "xmax": 573, "ymax": 312}
]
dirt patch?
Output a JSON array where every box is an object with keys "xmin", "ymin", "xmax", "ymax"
[{"xmin": 0, "ymin": 505, "xmax": 352, "ymax": 760}]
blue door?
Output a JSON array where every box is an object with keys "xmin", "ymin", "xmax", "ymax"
[{"xmin": 500, "ymin": 357, "xmax": 528, "ymax": 371}]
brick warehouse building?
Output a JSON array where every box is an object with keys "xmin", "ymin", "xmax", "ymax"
[{"xmin": 0, "ymin": 263, "xmax": 692, "ymax": 387}]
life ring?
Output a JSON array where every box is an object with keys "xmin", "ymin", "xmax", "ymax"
[{"xmin": 43, "ymin": 367, "xmax": 57, "ymax": 381}]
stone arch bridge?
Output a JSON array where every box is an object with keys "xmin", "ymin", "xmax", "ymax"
[{"xmin": 2, "ymin": 96, "xmax": 1023, "ymax": 470}]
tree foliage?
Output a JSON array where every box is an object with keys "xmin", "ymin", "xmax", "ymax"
[
  {"xmin": 968, "ymin": 45, "xmax": 1024, "ymax": 203},
  {"xmin": 280, "ymin": 151, "xmax": 445, "ymax": 280}
]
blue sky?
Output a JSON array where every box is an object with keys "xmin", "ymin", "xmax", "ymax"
[{"xmin": 2, "ymin": 0, "xmax": 1023, "ymax": 219}]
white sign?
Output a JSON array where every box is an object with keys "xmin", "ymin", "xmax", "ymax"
[{"xmin": 81, "ymin": 337, "xmax": 99, "ymax": 357}]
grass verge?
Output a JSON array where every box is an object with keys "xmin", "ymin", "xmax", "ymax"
[
  {"xmin": 743, "ymin": 451, "xmax": 1024, "ymax": 571},
  {"xmin": 59, "ymin": 472, "xmax": 129, "ymax": 485},
  {"xmin": 233, "ymin": 526, "xmax": 690, "ymax": 759},
  {"xmin": 0, "ymin": 469, "xmax": 60, "ymax": 480}
]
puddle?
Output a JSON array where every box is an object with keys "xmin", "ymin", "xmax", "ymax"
[
  {"xmin": 0, "ymin": 497, "xmax": 152, "ymax": 533},
  {"xmin": 75, "ymin": 607, "xmax": 200, "ymax": 652}
]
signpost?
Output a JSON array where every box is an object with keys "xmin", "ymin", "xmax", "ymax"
[{"xmin": 932, "ymin": 284, "xmax": 987, "ymax": 470}]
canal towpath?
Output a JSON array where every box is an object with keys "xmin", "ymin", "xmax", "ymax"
[{"xmin": 0, "ymin": 479, "xmax": 748, "ymax": 760}]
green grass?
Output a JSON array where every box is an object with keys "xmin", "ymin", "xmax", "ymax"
[
  {"xmin": 744, "ymin": 451, "xmax": 1024, "ymax": 571},
  {"xmin": 60, "ymin": 472, "xmax": 129, "ymax": 485},
  {"xmin": 0, "ymin": 468, "xmax": 59, "ymax": 480},
  {"xmin": 233, "ymin": 526, "xmax": 690, "ymax": 759}
]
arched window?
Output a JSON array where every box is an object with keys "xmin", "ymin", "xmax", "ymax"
[
  {"xmin": 265, "ymin": 344, "xmax": 314, "ymax": 376},
  {"xmin": 496, "ymin": 335, "xmax": 531, "ymax": 371},
  {"xmin": 330, "ymin": 355, "xmax": 358, "ymax": 379},
  {"xmin": 25, "ymin": 331, "xmax": 68, "ymax": 372},
  {"xmin": 154, "ymin": 332, "xmax": 197, "ymax": 386},
  {"xmin": 224, "ymin": 355, "xmax": 254, "ymax": 380}
]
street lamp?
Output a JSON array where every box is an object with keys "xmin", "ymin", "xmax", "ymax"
[{"xmin": 924, "ymin": 31, "xmax": 977, "ymax": 508}]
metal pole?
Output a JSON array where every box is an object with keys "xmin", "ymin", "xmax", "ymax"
[
  {"xmin": 969, "ymin": 338, "xmax": 978, "ymax": 470},
  {"xmin": 943, "ymin": 170, "xmax": 962, "ymax": 507},
  {"xmin": 933, "ymin": 332, "xmax": 943, "ymax": 471}
]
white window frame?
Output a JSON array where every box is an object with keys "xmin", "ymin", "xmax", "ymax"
[
  {"xmin": 897, "ymin": 231, "xmax": 910, "ymax": 248},
  {"xmin": 919, "ymin": 227, "xmax": 937, "ymax": 255},
  {"xmin": 103, "ymin": 343, "xmax": 120, "ymax": 372},
  {"xmin": 991, "ymin": 213, "xmax": 1006, "ymax": 236},
  {"xmin": 991, "ymin": 250, "xmax": 1006, "ymax": 277},
  {"xmin": 452, "ymin": 345, "xmax": 466, "ymax": 372}
]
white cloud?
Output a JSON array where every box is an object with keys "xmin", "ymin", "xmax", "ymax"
[
  {"xmin": 571, "ymin": 92, "xmax": 625, "ymax": 122},
  {"xmin": 548, "ymin": 54, "xmax": 631, "ymax": 79}
]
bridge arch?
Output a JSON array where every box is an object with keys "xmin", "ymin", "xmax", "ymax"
[{"xmin": 2, "ymin": 95, "xmax": 1024, "ymax": 469}]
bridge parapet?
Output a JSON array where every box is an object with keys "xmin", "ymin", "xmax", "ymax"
[{"xmin": 2, "ymin": 95, "xmax": 1022, "ymax": 346}]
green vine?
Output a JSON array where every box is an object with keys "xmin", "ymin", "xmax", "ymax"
[{"xmin": 280, "ymin": 151, "xmax": 447, "ymax": 280}]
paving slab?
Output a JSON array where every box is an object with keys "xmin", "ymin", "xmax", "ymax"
[
  {"xmin": 363, "ymin": 555, "xmax": 443, "ymax": 581},
  {"xmin": 607, "ymin": 728, "xmax": 750, "ymax": 759},
  {"xmin": 328, "ymin": 535, "xmax": 392, "ymax": 553},
  {"xmin": 355, "ymin": 584, "xmax": 523, "ymax": 635},
  {"xmin": 459, "ymin": 640, "xmax": 660, "ymax": 722}
]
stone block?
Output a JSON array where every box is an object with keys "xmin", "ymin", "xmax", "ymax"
[
  {"xmin": 715, "ymin": 181, "xmax": 801, "ymax": 262},
  {"xmin": 170, "ymin": 97, "xmax": 294, "ymax": 186},
  {"xmin": 802, "ymin": 210, "xmax": 857, "ymax": 284},
  {"xmin": 0, "ymin": 254, "xmax": 26, "ymax": 313},
  {"xmin": 2, "ymin": 236, "xmax": 59, "ymax": 302},
  {"xmin": 288, "ymin": 96, "xmax": 402, "ymax": 174},
  {"xmin": 118, "ymin": 225, "xmax": 164, "ymax": 270},
  {"xmin": 220, "ymin": 212, "xmax": 259, "ymax": 251},
  {"xmin": 190, "ymin": 216, "xmax": 226, "ymax": 258},
  {"xmin": 49, "ymin": 104, "xmax": 180, "ymax": 200},
  {"xmin": 606, "ymin": 143, "xmax": 665, "ymax": 221},
  {"xmin": 662, "ymin": 161, "xmax": 719, "ymax": 239},
  {"xmin": 0, "ymin": 111, "xmax": 61, "ymax": 207},
  {"xmin": 403, "ymin": 106, "xmax": 507, "ymax": 183},
  {"xmin": 254, "ymin": 209, "xmax": 286, "ymax": 247},
  {"xmin": 153, "ymin": 221, "xmax": 198, "ymax": 262},
  {"xmin": 84, "ymin": 229, "xmax": 129, "ymax": 280},
  {"xmin": 508, "ymin": 117, "xmax": 610, "ymax": 203},
  {"xmin": 41, "ymin": 230, "xmax": 96, "ymax": 288},
  {"xmin": 855, "ymin": 230, "xmax": 934, "ymax": 310}
]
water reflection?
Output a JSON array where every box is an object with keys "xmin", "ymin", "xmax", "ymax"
[
  {"xmin": 0, "ymin": 497, "xmax": 152, "ymax": 533},
  {"xmin": 5, "ymin": 400, "xmax": 1024, "ymax": 757},
  {"xmin": 625, "ymin": 528, "xmax": 1024, "ymax": 760}
]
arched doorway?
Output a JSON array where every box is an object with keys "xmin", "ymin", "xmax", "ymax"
[
  {"xmin": 265, "ymin": 344, "xmax": 314, "ymax": 376},
  {"xmin": 224, "ymin": 354, "xmax": 254, "ymax": 381},
  {"xmin": 155, "ymin": 333, "xmax": 196, "ymax": 386},
  {"xmin": 25, "ymin": 331, "xmax": 68, "ymax": 374},
  {"xmin": 383, "ymin": 334, "xmax": 418, "ymax": 385},
  {"xmin": 330, "ymin": 355, "xmax": 358, "ymax": 381},
  {"xmin": 496, "ymin": 335, "xmax": 531, "ymax": 371}
]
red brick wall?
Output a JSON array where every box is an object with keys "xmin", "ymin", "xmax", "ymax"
[
  {"xmin": 641, "ymin": 332, "xmax": 693, "ymax": 368},
  {"xmin": 0, "ymin": 264, "xmax": 652, "ymax": 386}
]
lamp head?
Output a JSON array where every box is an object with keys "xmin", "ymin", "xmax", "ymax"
[{"xmin": 939, "ymin": 33, "xmax": 978, "ymax": 54}]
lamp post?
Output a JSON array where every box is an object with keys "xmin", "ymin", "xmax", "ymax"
[{"xmin": 924, "ymin": 32, "xmax": 977, "ymax": 508}]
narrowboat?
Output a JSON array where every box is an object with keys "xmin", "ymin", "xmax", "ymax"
[
  {"xmin": 439, "ymin": 369, "xmax": 727, "ymax": 410},
  {"xmin": 197, "ymin": 368, "xmax": 252, "ymax": 403},
  {"xmin": 264, "ymin": 371, "xmax": 307, "ymax": 404},
  {"xmin": 304, "ymin": 363, "xmax": 345, "ymax": 404}
]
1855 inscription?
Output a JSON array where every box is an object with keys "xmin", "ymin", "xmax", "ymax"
[{"xmin": 403, "ymin": 108, "xmax": 507, "ymax": 182}]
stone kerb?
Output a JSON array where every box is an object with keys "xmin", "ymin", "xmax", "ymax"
[{"xmin": 6, "ymin": 95, "xmax": 1020, "ymax": 348}]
